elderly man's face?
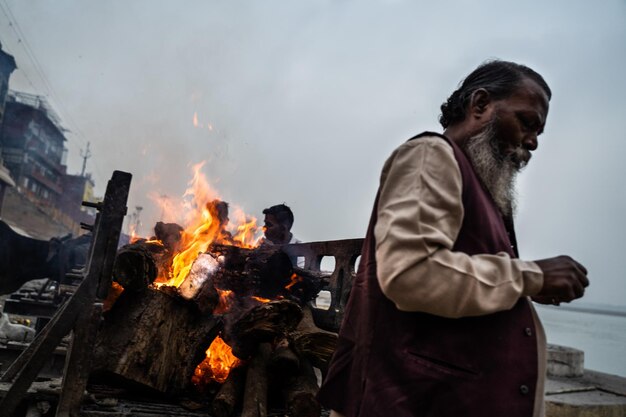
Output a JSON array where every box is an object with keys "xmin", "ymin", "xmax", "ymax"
[
  {"xmin": 491, "ymin": 77, "xmax": 550, "ymax": 168},
  {"xmin": 463, "ymin": 78, "xmax": 549, "ymax": 216}
]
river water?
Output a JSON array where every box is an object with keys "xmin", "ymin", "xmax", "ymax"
[{"xmin": 535, "ymin": 304, "xmax": 626, "ymax": 377}]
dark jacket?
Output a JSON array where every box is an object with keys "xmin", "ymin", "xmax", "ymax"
[{"xmin": 317, "ymin": 132, "xmax": 538, "ymax": 417}]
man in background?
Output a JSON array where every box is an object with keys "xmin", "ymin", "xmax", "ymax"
[
  {"xmin": 261, "ymin": 203, "xmax": 301, "ymax": 245},
  {"xmin": 261, "ymin": 203, "xmax": 303, "ymax": 267}
]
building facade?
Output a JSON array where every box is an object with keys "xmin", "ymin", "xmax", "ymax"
[
  {"xmin": 59, "ymin": 172, "xmax": 98, "ymax": 225},
  {"xmin": 0, "ymin": 92, "xmax": 67, "ymax": 207},
  {"xmin": 0, "ymin": 91, "xmax": 98, "ymax": 236},
  {"xmin": 0, "ymin": 42, "xmax": 16, "ymax": 215}
]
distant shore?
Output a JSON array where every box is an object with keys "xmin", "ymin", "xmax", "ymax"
[{"xmin": 538, "ymin": 304, "xmax": 626, "ymax": 318}]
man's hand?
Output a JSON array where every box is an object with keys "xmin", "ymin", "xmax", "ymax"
[{"xmin": 532, "ymin": 256, "xmax": 589, "ymax": 305}]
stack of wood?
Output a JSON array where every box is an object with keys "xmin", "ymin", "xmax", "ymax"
[{"xmin": 92, "ymin": 224, "xmax": 337, "ymax": 417}]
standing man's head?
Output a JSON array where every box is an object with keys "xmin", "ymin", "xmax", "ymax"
[
  {"xmin": 440, "ymin": 60, "xmax": 551, "ymax": 215},
  {"xmin": 262, "ymin": 204, "xmax": 294, "ymax": 244}
]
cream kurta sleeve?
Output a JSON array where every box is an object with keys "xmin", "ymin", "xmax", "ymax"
[{"xmin": 374, "ymin": 136, "xmax": 544, "ymax": 318}]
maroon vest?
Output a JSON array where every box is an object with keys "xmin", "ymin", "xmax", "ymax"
[{"xmin": 317, "ymin": 132, "xmax": 538, "ymax": 417}]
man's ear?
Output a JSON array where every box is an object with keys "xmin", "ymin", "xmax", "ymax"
[{"xmin": 469, "ymin": 88, "xmax": 492, "ymax": 118}]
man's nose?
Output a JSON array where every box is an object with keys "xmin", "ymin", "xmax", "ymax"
[{"xmin": 522, "ymin": 133, "xmax": 538, "ymax": 151}]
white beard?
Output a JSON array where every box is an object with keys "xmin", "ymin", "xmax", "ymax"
[{"xmin": 462, "ymin": 123, "xmax": 527, "ymax": 217}]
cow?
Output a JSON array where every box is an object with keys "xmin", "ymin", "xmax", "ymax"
[{"xmin": 0, "ymin": 219, "xmax": 91, "ymax": 295}]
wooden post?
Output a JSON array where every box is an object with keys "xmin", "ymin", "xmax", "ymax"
[{"xmin": 55, "ymin": 303, "xmax": 103, "ymax": 417}]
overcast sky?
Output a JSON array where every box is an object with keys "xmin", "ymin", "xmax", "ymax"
[{"xmin": 0, "ymin": 0, "xmax": 624, "ymax": 307}]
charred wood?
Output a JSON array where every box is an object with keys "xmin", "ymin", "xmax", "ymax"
[
  {"xmin": 153, "ymin": 222, "xmax": 184, "ymax": 252},
  {"xmin": 289, "ymin": 267, "xmax": 326, "ymax": 304},
  {"xmin": 268, "ymin": 336, "xmax": 300, "ymax": 378},
  {"xmin": 290, "ymin": 306, "xmax": 338, "ymax": 373},
  {"xmin": 241, "ymin": 343, "xmax": 272, "ymax": 417},
  {"xmin": 229, "ymin": 300, "xmax": 303, "ymax": 359},
  {"xmin": 209, "ymin": 244, "xmax": 293, "ymax": 300},
  {"xmin": 210, "ymin": 367, "xmax": 245, "ymax": 417},
  {"xmin": 93, "ymin": 287, "xmax": 220, "ymax": 395},
  {"xmin": 283, "ymin": 357, "xmax": 321, "ymax": 417},
  {"xmin": 112, "ymin": 241, "xmax": 166, "ymax": 292}
]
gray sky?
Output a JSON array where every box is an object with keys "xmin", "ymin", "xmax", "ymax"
[{"xmin": 1, "ymin": 0, "xmax": 624, "ymax": 306}]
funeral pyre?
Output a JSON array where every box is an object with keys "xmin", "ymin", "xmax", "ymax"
[{"xmin": 94, "ymin": 164, "xmax": 336, "ymax": 417}]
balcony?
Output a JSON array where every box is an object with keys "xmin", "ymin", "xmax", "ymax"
[{"xmin": 23, "ymin": 165, "xmax": 63, "ymax": 195}]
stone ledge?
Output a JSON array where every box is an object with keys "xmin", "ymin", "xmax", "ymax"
[
  {"xmin": 548, "ymin": 344, "xmax": 585, "ymax": 377},
  {"xmin": 546, "ymin": 370, "xmax": 626, "ymax": 417}
]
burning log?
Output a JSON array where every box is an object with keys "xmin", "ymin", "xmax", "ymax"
[
  {"xmin": 153, "ymin": 221, "xmax": 184, "ymax": 252},
  {"xmin": 96, "ymin": 230, "xmax": 329, "ymax": 415},
  {"xmin": 93, "ymin": 287, "xmax": 220, "ymax": 395},
  {"xmin": 179, "ymin": 253, "xmax": 221, "ymax": 315},
  {"xmin": 112, "ymin": 241, "xmax": 164, "ymax": 291},
  {"xmin": 209, "ymin": 244, "xmax": 294, "ymax": 299},
  {"xmin": 111, "ymin": 222, "xmax": 183, "ymax": 293},
  {"xmin": 229, "ymin": 299, "xmax": 303, "ymax": 359},
  {"xmin": 290, "ymin": 266, "xmax": 326, "ymax": 304}
]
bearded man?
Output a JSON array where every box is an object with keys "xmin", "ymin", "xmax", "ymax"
[{"xmin": 317, "ymin": 60, "xmax": 589, "ymax": 417}]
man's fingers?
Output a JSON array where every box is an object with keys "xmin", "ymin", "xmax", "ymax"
[
  {"xmin": 574, "ymin": 259, "xmax": 588, "ymax": 276},
  {"xmin": 571, "ymin": 280, "xmax": 585, "ymax": 300},
  {"xmin": 578, "ymin": 272, "xmax": 590, "ymax": 288},
  {"xmin": 566, "ymin": 256, "xmax": 588, "ymax": 278}
]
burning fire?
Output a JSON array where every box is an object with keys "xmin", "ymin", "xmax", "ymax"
[
  {"xmin": 129, "ymin": 163, "xmax": 309, "ymax": 386},
  {"xmin": 150, "ymin": 162, "xmax": 262, "ymax": 288},
  {"xmin": 213, "ymin": 289, "xmax": 234, "ymax": 315},
  {"xmin": 192, "ymin": 335, "xmax": 241, "ymax": 385}
]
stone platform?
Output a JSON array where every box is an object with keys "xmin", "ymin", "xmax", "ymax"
[{"xmin": 546, "ymin": 344, "xmax": 626, "ymax": 416}]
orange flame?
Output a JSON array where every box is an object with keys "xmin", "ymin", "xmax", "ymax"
[
  {"xmin": 214, "ymin": 289, "xmax": 234, "ymax": 315},
  {"xmin": 153, "ymin": 162, "xmax": 262, "ymax": 287},
  {"xmin": 129, "ymin": 224, "xmax": 139, "ymax": 243},
  {"xmin": 285, "ymin": 273, "xmax": 303, "ymax": 290},
  {"xmin": 233, "ymin": 218, "xmax": 259, "ymax": 248},
  {"xmin": 251, "ymin": 296, "xmax": 271, "ymax": 303},
  {"xmin": 103, "ymin": 281, "xmax": 124, "ymax": 312},
  {"xmin": 192, "ymin": 335, "xmax": 241, "ymax": 385}
]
